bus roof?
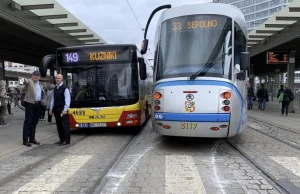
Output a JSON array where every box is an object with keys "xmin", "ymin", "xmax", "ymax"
[
  {"xmin": 157, "ymin": 3, "xmax": 247, "ymax": 36},
  {"xmin": 57, "ymin": 44, "xmax": 137, "ymax": 51}
]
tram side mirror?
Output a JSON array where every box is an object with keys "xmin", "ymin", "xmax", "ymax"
[
  {"xmin": 240, "ymin": 52, "xmax": 250, "ymax": 71},
  {"xmin": 141, "ymin": 39, "xmax": 149, "ymax": 55},
  {"xmin": 237, "ymin": 71, "xmax": 246, "ymax": 81},
  {"xmin": 138, "ymin": 57, "xmax": 147, "ymax": 80}
]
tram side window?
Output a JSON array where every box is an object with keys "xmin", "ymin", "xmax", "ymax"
[{"xmin": 234, "ymin": 22, "xmax": 246, "ymax": 67}]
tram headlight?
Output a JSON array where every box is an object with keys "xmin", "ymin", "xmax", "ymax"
[
  {"xmin": 221, "ymin": 91, "xmax": 231, "ymax": 99},
  {"xmin": 154, "ymin": 92, "xmax": 162, "ymax": 99}
]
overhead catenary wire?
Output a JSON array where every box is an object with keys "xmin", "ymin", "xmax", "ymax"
[{"xmin": 125, "ymin": 0, "xmax": 144, "ymax": 32}]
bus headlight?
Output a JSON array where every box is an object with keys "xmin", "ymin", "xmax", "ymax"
[{"xmin": 127, "ymin": 113, "xmax": 138, "ymax": 118}]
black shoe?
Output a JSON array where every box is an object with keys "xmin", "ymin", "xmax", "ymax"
[
  {"xmin": 55, "ymin": 140, "xmax": 62, "ymax": 144},
  {"xmin": 0, "ymin": 122, "xmax": 9, "ymax": 127},
  {"xmin": 23, "ymin": 141, "xmax": 32, "ymax": 147},
  {"xmin": 29, "ymin": 139, "xmax": 41, "ymax": 145},
  {"xmin": 59, "ymin": 142, "xmax": 70, "ymax": 146}
]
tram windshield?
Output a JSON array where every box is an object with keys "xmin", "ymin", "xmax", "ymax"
[
  {"xmin": 156, "ymin": 14, "xmax": 232, "ymax": 80},
  {"xmin": 62, "ymin": 63, "xmax": 139, "ymax": 108}
]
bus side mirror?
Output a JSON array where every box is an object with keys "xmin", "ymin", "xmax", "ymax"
[
  {"xmin": 140, "ymin": 39, "xmax": 148, "ymax": 55},
  {"xmin": 240, "ymin": 52, "xmax": 250, "ymax": 71},
  {"xmin": 138, "ymin": 57, "xmax": 147, "ymax": 80},
  {"xmin": 40, "ymin": 54, "xmax": 56, "ymax": 77}
]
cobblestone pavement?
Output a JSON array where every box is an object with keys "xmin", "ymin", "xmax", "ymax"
[
  {"xmin": 2, "ymin": 118, "xmax": 299, "ymax": 194},
  {"xmin": 98, "ymin": 124, "xmax": 280, "ymax": 194},
  {"xmin": 229, "ymin": 119, "xmax": 300, "ymax": 191},
  {"xmin": 248, "ymin": 118, "xmax": 300, "ymax": 147},
  {"xmin": 0, "ymin": 126, "xmax": 134, "ymax": 194}
]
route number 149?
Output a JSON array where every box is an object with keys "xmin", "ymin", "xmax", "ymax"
[{"xmin": 65, "ymin": 53, "xmax": 79, "ymax": 63}]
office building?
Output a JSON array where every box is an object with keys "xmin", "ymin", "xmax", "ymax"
[{"xmin": 213, "ymin": 0, "xmax": 294, "ymax": 33}]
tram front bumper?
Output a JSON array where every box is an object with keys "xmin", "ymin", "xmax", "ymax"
[{"xmin": 153, "ymin": 113, "xmax": 230, "ymax": 138}]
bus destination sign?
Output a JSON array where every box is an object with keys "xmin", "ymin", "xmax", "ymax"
[
  {"xmin": 267, "ymin": 51, "xmax": 288, "ymax": 64},
  {"xmin": 58, "ymin": 47, "xmax": 131, "ymax": 64}
]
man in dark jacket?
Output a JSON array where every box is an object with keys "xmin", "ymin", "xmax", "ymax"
[
  {"xmin": 281, "ymin": 85, "xmax": 294, "ymax": 116},
  {"xmin": 247, "ymin": 83, "xmax": 255, "ymax": 110},
  {"xmin": 256, "ymin": 84, "xmax": 268, "ymax": 111},
  {"xmin": 49, "ymin": 74, "xmax": 71, "ymax": 146}
]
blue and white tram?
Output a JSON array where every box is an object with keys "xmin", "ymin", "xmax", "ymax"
[{"xmin": 140, "ymin": 3, "xmax": 250, "ymax": 138}]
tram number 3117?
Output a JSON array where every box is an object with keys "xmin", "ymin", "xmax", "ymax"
[{"xmin": 180, "ymin": 123, "xmax": 197, "ymax": 130}]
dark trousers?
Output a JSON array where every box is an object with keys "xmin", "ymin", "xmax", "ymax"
[
  {"xmin": 7, "ymin": 102, "xmax": 11, "ymax": 114},
  {"xmin": 47, "ymin": 109, "xmax": 53, "ymax": 123},
  {"xmin": 282, "ymin": 101, "xmax": 290, "ymax": 115},
  {"xmin": 40, "ymin": 106, "xmax": 46, "ymax": 119},
  {"xmin": 53, "ymin": 106, "xmax": 70, "ymax": 143},
  {"xmin": 23, "ymin": 102, "xmax": 42, "ymax": 141}
]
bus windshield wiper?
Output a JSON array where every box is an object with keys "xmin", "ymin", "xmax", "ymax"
[
  {"xmin": 104, "ymin": 89, "xmax": 120, "ymax": 105},
  {"xmin": 189, "ymin": 53, "xmax": 229, "ymax": 80}
]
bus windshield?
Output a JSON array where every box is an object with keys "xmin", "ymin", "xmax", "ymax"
[
  {"xmin": 156, "ymin": 15, "xmax": 232, "ymax": 80},
  {"xmin": 62, "ymin": 62, "xmax": 139, "ymax": 108}
]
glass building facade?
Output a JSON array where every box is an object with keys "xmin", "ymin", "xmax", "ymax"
[{"xmin": 213, "ymin": 0, "xmax": 294, "ymax": 33}]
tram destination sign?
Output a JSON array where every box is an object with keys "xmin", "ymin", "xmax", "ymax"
[
  {"xmin": 168, "ymin": 14, "xmax": 228, "ymax": 32},
  {"xmin": 267, "ymin": 51, "xmax": 288, "ymax": 64},
  {"xmin": 57, "ymin": 46, "xmax": 131, "ymax": 65}
]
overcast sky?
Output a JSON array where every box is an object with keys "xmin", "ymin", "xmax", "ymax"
[{"xmin": 56, "ymin": 0, "xmax": 212, "ymax": 61}]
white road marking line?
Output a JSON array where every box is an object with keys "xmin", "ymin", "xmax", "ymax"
[
  {"xmin": 165, "ymin": 155, "xmax": 207, "ymax": 194},
  {"xmin": 102, "ymin": 147, "xmax": 153, "ymax": 194},
  {"xmin": 12, "ymin": 155, "xmax": 93, "ymax": 194},
  {"xmin": 269, "ymin": 156, "xmax": 300, "ymax": 177},
  {"xmin": 212, "ymin": 142, "xmax": 227, "ymax": 194}
]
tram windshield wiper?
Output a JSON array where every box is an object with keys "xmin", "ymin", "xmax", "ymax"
[
  {"xmin": 104, "ymin": 89, "xmax": 120, "ymax": 105},
  {"xmin": 189, "ymin": 52, "xmax": 229, "ymax": 80}
]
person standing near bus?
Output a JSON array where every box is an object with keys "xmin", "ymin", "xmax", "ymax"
[
  {"xmin": 46, "ymin": 84, "xmax": 55, "ymax": 123},
  {"xmin": 19, "ymin": 71, "xmax": 46, "ymax": 147},
  {"xmin": 49, "ymin": 74, "xmax": 71, "ymax": 146},
  {"xmin": 0, "ymin": 80, "xmax": 10, "ymax": 126}
]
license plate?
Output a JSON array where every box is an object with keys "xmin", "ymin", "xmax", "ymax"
[
  {"xmin": 180, "ymin": 122, "xmax": 197, "ymax": 130},
  {"xmin": 90, "ymin": 123, "xmax": 107, "ymax": 127}
]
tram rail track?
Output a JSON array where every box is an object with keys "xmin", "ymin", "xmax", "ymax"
[
  {"xmin": 90, "ymin": 123, "xmax": 149, "ymax": 194},
  {"xmin": 248, "ymin": 117, "xmax": 300, "ymax": 152},
  {"xmin": 225, "ymin": 139, "xmax": 299, "ymax": 194},
  {"xmin": 248, "ymin": 116, "xmax": 300, "ymax": 135},
  {"xmin": 225, "ymin": 117, "xmax": 300, "ymax": 194}
]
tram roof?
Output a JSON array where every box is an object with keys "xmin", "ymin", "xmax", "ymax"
[{"xmin": 158, "ymin": 3, "xmax": 247, "ymax": 36}]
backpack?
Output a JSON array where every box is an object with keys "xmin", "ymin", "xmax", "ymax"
[{"xmin": 278, "ymin": 92, "xmax": 284, "ymax": 102}]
